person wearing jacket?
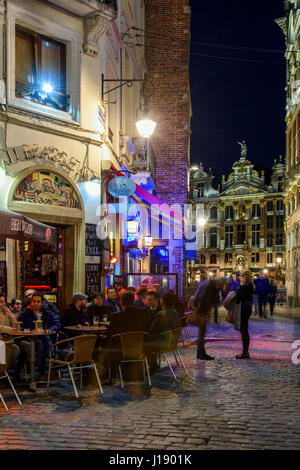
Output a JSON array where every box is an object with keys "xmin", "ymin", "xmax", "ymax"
[
  {"xmin": 192, "ymin": 278, "xmax": 225, "ymax": 360},
  {"xmin": 235, "ymin": 270, "xmax": 254, "ymax": 359},
  {"xmin": 18, "ymin": 292, "xmax": 61, "ymax": 378},
  {"xmin": 268, "ymin": 280, "xmax": 278, "ymax": 316},
  {"xmin": 254, "ymin": 272, "xmax": 270, "ymax": 318},
  {"xmin": 106, "ymin": 287, "xmax": 122, "ymax": 312}
]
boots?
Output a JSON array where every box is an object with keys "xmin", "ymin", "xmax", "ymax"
[
  {"xmin": 197, "ymin": 348, "xmax": 215, "ymax": 360},
  {"xmin": 236, "ymin": 352, "xmax": 250, "ymax": 359}
]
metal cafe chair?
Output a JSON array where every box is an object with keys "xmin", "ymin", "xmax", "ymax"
[
  {"xmin": 112, "ymin": 331, "xmax": 151, "ymax": 389},
  {"xmin": 0, "ymin": 341, "xmax": 22, "ymax": 412},
  {"xmin": 156, "ymin": 328, "xmax": 189, "ymax": 381},
  {"xmin": 47, "ymin": 334, "xmax": 103, "ymax": 399},
  {"xmin": 179, "ymin": 313, "xmax": 192, "ymax": 345}
]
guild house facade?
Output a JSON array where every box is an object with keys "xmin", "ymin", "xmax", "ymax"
[{"xmin": 187, "ymin": 147, "xmax": 285, "ymax": 286}]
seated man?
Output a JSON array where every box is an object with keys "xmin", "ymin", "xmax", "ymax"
[
  {"xmin": 87, "ymin": 293, "xmax": 113, "ymax": 325},
  {"xmin": 60, "ymin": 293, "xmax": 89, "ymax": 330},
  {"xmin": 18, "ymin": 293, "xmax": 61, "ymax": 379},
  {"xmin": 134, "ymin": 287, "xmax": 149, "ymax": 310},
  {"xmin": 105, "ymin": 290, "xmax": 152, "ymax": 377},
  {"xmin": 106, "ymin": 287, "xmax": 122, "ymax": 313},
  {"xmin": 107, "ymin": 290, "xmax": 152, "ymax": 338},
  {"xmin": 145, "ymin": 291, "xmax": 181, "ymax": 372},
  {"xmin": 146, "ymin": 291, "xmax": 161, "ymax": 320}
]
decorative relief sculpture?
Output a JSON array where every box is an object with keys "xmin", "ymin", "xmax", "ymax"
[{"xmin": 4, "ymin": 145, "xmax": 96, "ymax": 182}]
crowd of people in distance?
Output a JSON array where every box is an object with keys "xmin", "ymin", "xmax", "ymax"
[{"xmin": 0, "ymin": 286, "xmax": 185, "ymax": 382}]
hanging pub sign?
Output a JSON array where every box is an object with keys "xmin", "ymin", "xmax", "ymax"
[{"xmin": 107, "ymin": 176, "xmax": 136, "ymax": 198}]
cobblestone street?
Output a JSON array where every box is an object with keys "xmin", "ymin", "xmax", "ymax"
[{"xmin": 0, "ymin": 314, "xmax": 299, "ymax": 451}]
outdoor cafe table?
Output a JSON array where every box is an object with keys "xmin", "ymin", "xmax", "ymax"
[
  {"xmin": 5, "ymin": 329, "xmax": 56, "ymax": 392},
  {"xmin": 64, "ymin": 325, "xmax": 109, "ymax": 334}
]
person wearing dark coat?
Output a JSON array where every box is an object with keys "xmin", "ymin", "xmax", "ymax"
[
  {"xmin": 145, "ymin": 291, "xmax": 161, "ymax": 320},
  {"xmin": 60, "ymin": 293, "xmax": 89, "ymax": 331},
  {"xmin": 134, "ymin": 287, "xmax": 149, "ymax": 310},
  {"xmin": 106, "ymin": 292, "xmax": 152, "ymax": 338},
  {"xmin": 235, "ymin": 270, "xmax": 254, "ymax": 359},
  {"xmin": 87, "ymin": 293, "xmax": 113, "ymax": 325},
  {"xmin": 268, "ymin": 280, "xmax": 278, "ymax": 316},
  {"xmin": 106, "ymin": 287, "xmax": 122, "ymax": 312},
  {"xmin": 192, "ymin": 278, "xmax": 225, "ymax": 360},
  {"xmin": 18, "ymin": 292, "xmax": 61, "ymax": 376},
  {"xmin": 144, "ymin": 291, "xmax": 181, "ymax": 373},
  {"xmin": 105, "ymin": 291, "xmax": 152, "ymax": 378},
  {"xmin": 254, "ymin": 272, "xmax": 270, "ymax": 318}
]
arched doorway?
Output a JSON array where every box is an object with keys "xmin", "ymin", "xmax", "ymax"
[{"xmin": 7, "ymin": 166, "xmax": 85, "ymax": 312}]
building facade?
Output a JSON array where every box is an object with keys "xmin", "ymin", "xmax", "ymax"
[
  {"xmin": 277, "ymin": 1, "xmax": 300, "ymax": 306},
  {"xmin": 187, "ymin": 150, "xmax": 285, "ymax": 288},
  {"xmin": 0, "ymin": 0, "xmax": 162, "ymax": 309}
]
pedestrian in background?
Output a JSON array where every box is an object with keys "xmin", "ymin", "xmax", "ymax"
[
  {"xmin": 268, "ymin": 280, "xmax": 277, "ymax": 316},
  {"xmin": 235, "ymin": 270, "xmax": 254, "ymax": 359},
  {"xmin": 254, "ymin": 271, "xmax": 270, "ymax": 318}
]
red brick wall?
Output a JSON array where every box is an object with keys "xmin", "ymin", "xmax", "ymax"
[
  {"xmin": 144, "ymin": 0, "xmax": 191, "ymax": 206},
  {"xmin": 144, "ymin": 0, "xmax": 191, "ymax": 296}
]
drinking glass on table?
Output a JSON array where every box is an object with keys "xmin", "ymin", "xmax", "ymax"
[
  {"xmin": 93, "ymin": 316, "xmax": 99, "ymax": 327},
  {"xmin": 102, "ymin": 314, "xmax": 108, "ymax": 323}
]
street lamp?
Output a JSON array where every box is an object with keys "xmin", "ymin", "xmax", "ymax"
[{"xmin": 135, "ymin": 110, "xmax": 157, "ymax": 138}]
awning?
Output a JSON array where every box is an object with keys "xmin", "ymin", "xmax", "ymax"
[{"xmin": 0, "ymin": 208, "xmax": 57, "ymax": 245}]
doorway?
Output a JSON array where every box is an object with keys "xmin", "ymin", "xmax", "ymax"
[{"xmin": 17, "ymin": 223, "xmax": 75, "ymax": 313}]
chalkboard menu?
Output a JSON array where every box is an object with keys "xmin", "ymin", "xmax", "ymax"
[
  {"xmin": 85, "ymin": 263, "xmax": 101, "ymax": 296},
  {"xmin": 0, "ymin": 261, "xmax": 7, "ymax": 296},
  {"xmin": 85, "ymin": 224, "xmax": 102, "ymax": 257},
  {"xmin": 0, "ymin": 237, "xmax": 6, "ymax": 251}
]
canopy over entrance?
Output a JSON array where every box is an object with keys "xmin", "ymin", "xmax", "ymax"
[{"xmin": 0, "ymin": 208, "xmax": 57, "ymax": 245}]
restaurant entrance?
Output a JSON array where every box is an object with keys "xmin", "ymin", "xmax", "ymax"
[{"xmin": 16, "ymin": 224, "xmax": 75, "ymax": 313}]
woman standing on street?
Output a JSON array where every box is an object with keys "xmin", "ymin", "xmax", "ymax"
[{"xmin": 235, "ymin": 270, "xmax": 254, "ymax": 359}]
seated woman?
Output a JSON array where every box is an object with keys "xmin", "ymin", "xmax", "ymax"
[{"xmin": 144, "ymin": 291, "xmax": 181, "ymax": 372}]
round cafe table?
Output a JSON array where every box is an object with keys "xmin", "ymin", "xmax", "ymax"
[
  {"xmin": 64, "ymin": 325, "xmax": 108, "ymax": 334},
  {"xmin": 5, "ymin": 329, "xmax": 57, "ymax": 392}
]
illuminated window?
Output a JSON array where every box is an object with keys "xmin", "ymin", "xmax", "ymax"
[
  {"xmin": 251, "ymin": 204, "xmax": 260, "ymax": 218},
  {"xmin": 225, "ymin": 205, "xmax": 233, "ymax": 220},
  {"xmin": 237, "ymin": 224, "xmax": 246, "ymax": 244},
  {"xmin": 15, "ymin": 26, "xmax": 67, "ymax": 111},
  {"xmin": 225, "ymin": 225, "xmax": 233, "ymax": 247},
  {"xmin": 251, "ymin": 252, "xmax": 259, "ymax": 263},
  {"xmin": 251, "ymin": 224, "xmax": 260, "ymax": 247}
]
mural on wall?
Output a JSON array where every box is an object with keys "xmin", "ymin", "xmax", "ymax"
[{"xmin": 14, "ymin": 171, "xmax": 80, "ymax": 208}]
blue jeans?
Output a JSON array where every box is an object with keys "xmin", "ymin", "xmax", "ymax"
[{"xmin": 36, "ymin": 335, "xmax": 52, "ymax": 375}]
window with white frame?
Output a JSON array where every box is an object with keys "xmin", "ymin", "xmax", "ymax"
[
  {"xmin": 7, "ymin": 6, "xmax": 81, "ymax": 123},
  {"xmin": 15, "ymin": 26, "xmax": 67, "ymax": 112}
]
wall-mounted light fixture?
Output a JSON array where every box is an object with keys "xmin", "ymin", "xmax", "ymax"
[{"xmin": 101, "ymin": 74, "xmax": 156, "ymax": 138}]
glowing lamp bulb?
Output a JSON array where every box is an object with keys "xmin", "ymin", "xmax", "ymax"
[
  {"xmin": 110, "ymin": 256, "xmax": 118, "ymax": 265},
  {"xmin": 42, "ymin": 83, "xmax": 53, "ymax": 93},
  {"xmin": 135, "ymin": 118, "xmax": 157, "ymax": 138},
  {"xmin": 276, "ymin": 257, "xmax": 282, "ymax": 264}
]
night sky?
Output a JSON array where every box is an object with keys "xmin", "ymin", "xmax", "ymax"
[{"xmin": 189, "ymin": 0, "xmax": 286, "ymax": 184}]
